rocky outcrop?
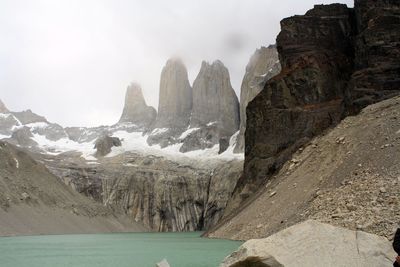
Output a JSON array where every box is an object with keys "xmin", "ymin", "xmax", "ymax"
[
  {"xmin": 153, "ymin": 58, "xmax": 192, "ymax": 130},
  {"xmin": 230, "ymin": 2, "xmax": 400, "ymax": 211},
  {"xmin": 234, "ymin": 46, "xmax": 281, "ymax": 153},
  {"xmin": 190, "ymin": 60, "xmax": 239, "ymax": 136},
  {"xmin": 118, "ymin": 83, "xmax": 157, "ymax": 129},
  {"xmin": 347, "ymin": 0, "xmax": 400, "ymax": 110},
  {"xmin": 0, "ymin": 99, "xmax": 9, "ymax": 113},
  {"xmin": 147, "ymin": 58, "xmax": 193, "ymax": 147},
  {"xmin": 11, "ymin": 109, "xmax": 47, "ymax": 125},
  {"xmin": 8, "ymin": 127, "xmax": 38, "ymax": 147},
  {"xmin": 94, "ymin": 135, "xmax": 121, "ymax": 157},
  {"xmin": 177, "ymin": 61, "xmax": 240, "ymax": 153},
  {"xmin": 220, "ymin": 220, "xmax": 395, "ymax": 267}
]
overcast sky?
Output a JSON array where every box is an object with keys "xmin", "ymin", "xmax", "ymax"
[{"xmin": 0, "ymin": 0, "xmax": 353, "ymax": 127}]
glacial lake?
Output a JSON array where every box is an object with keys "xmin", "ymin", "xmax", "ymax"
[{"xmin": 0, "ymin": 232, "xmax": 242, "ymax": 267}]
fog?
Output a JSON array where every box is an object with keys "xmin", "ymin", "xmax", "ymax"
[{"xmin": 0, "ymin": 0, "xmax": 353, "ymax": 127}]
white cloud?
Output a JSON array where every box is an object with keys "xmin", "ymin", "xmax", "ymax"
[{"xmin": 0, "ymin": 0, "xmax": 353, "ymax": 127}]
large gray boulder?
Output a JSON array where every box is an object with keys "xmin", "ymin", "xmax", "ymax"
[
  {"xmin": 220, "ymin": 220, "xmax": 396, "ymax": 267},
  {"xmin": 94, "ymin": 135, "xmax": 122, "ymax": 157},
  {"xmin": 234, "ymin": 46, "xmax": 281, "ymax": 153},
  {"xmin": 190, "ymin": 60, "xmax": 240, "ymax": 136},
  {"xmin": 154, "ymin": 58, "xmax": 192, "ymax": 130},
  {"xmin": 0, "ymin": 99, "xmax": 9, "ymax": 113},
  {"xmin": 118, "ymin": 83, "xmax": 156, "ymax": 129}
]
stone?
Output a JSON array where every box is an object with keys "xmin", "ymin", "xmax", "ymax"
[
  {"xmin": 153, "ymin": 58, "xmax": 192, "ymax": 130},
  {"xmin": 118, "ymin": 83, "xmax": 157, "ymax": 129},
  {"xmin": 94, "ymin": 135, "xmax": 122, "ymax": 157},
  {"xmin": 220, "ymin": 220, "xmax": 395, "ymax": 267},
  {"xmin": 229, "ymin": 1, "xmax": 400, "ymax": 212},
  {"xmin": 156, "ymin": 259, "xmax": 170, "ymax": 267},
  {"xmin": 218, "ymin": 137, "xmax": 230, "ymax": 154},
  {"xmin": 234, "ymin": 45, "xmax": 281, "ymax": 153},
  {"xmin": 9, "ymin": 127, "xmax": 38, "ymax": 147},
  {"xmin": 190, "ymin": 60, "xmax": 240, "ymax": 137}
]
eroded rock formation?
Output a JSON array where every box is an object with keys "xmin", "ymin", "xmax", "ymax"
[
  {"xmin": 147, "ymin": 58, "xmax": 193, "ymax": 147},
  {"xmin": 94, "ymin": 135, "xmax": 122, "ymax": 157},
  {"xmin": 154, "ymin": 58, "xmax": 192, "ymax": 130},
  {"xmin": 118, "ymin": 83, "xmax": 156, "ymax": 129},
  {"xmin": 190, "ymin": 60, "xmax": 239, "ymax": 136},
  {"xmin": 230, "ymin": 2, "xmax": 400, "ymax": 211},
  {"xmin": 234, "ymin": 46, "xmax": 281, "ymax": 153}
]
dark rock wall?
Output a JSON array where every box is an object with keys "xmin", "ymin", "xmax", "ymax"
[{"xmin": 229, "ymin": 1, "xmax": 400, "ymax": 211}]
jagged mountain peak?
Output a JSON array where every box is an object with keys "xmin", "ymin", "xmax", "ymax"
[
  {"xmin": 118, "ymin": 83, "xmax": 156, "ymax": 128},
  {"xmin": 0, "ymin": 99, "xmax": 9, "ymax": 113}
]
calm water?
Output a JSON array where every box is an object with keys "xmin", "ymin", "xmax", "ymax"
[{"xmin": 0, "ymin": 232, "xmax": 242, "ymax": 267}]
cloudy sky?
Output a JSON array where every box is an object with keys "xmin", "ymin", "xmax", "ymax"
[{"xmin": 0, "ymin": 0, "xmax": 353, "ymax": 127}]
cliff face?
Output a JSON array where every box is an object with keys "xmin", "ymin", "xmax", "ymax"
[
  {"xmin": 44, "ymin": 153, "xmax": 243, "ymax": 232},
  {"xmin": 154, "ymin": 58, "xmax": 192, "ymax": 130},
  {"xmin": 229, "ymin": 2, "xmax": 400, "ymax": 211},
  {"xmin": 190, "ymin": 60, "xmax": 240, "ymax": 136},
  {"xmin": 348, "ymin": 0, "xmax": 400, "ymax": 109},
  {"xmin": 147, "ymin": 58, "xmax": 193, "ymax": 147},
  {"xmin": 234, "ymin": 46, "xmax": 281, "ymax": 153},
  {"xmin": 118, "ymin": 83, "xmax": 156, "ymax": 129}
]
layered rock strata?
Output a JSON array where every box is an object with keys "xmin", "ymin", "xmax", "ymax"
[{"xmin": 229, "ymin": 2, "xmax": 400, "ymax": 211}]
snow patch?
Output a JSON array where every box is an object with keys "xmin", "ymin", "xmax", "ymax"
[
  {"xmin": 25, "ymin": 122, "xmax": 49, "ymax": 129},
  {"xmin": 14, "ymin": 158, "xmax": 19, "ymax": 168},
  {"xmin": 179, "ymin": 128, "xmax": 200, "ymax": 139},
  {"xmin": 0, "ymin": 134, "xmax": 10, "ymax": 140},
  {"xmin": 0, "ymin": 113, "xmax": 11, "ymax": 119},
  {"xmin": 151, "ymin": 128, "xmax": 169, "ymax": 135}
]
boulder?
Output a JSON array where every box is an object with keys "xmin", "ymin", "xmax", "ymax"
[
  {"xmin": 94, "ymin": 135, "xmax": 122, "ymax": 157},
  {"xmin": 118, "ymin": 83, "xmax": 157, "ymax": 129},
  {"xmin": 220, "ymin": 220, "xmax": 396, "ymax": 267},
  {"xmin": 156, "ymin": 259, "xmax": 170, "ymax": 267},
  {"xmin": 234, "ymin": 46, "xmax": 281, "ymax": 153}
]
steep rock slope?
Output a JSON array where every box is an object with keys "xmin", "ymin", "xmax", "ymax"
[
  {"xmin": 147, "ymin": 58, "xmax": 193, "ymax": 148},
  {"xmin": 180, "ymin": 61, "xmax": 240, "ymax": 153},
  {"xmin": 118, "ymin": 83, "xmax": 157, "ymax": 129},
  {"xmin": 234, "ymin": 46, "xmax": 281, "ymax": 153},
  {"xmin": 229, "ymin": 1, "xmax": 400, "ymax": 213},
  {"xmin": 0, "ymin": 141, "xmax": 147, "ymax": 236},
  {"xmin": 207, "ymin": 96, "xmax": 400, "ymax": 240},
  {"xmin": 190, "ymin": 60, "xmax": 239, "ymax": 134}
]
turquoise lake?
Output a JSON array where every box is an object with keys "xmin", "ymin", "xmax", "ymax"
[{"xmin": 0, "ymin": 232, "xmax": 242, "ymax": 267}]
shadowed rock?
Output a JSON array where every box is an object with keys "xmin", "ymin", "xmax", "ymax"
[{"xmin": 94, "ymin": 135, "xmax": 122, "ymax": 157}]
